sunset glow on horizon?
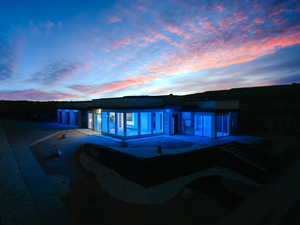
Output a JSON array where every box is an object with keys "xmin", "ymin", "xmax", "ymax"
[{"xmin": 1, "ymin": 0, "xmax": 300, "ymax": 101}]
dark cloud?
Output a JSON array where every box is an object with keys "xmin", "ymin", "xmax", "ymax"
[
  {"xmin": 29, "ymin": 60, "xmax": 87, "ymax": 85},
  {"xmin": 0, "ymin": 37, "xmax": 18, "ymax": 81},
  {"xmin": 0, "ymin": 89, "xmax": 81, "ymax": 101}
]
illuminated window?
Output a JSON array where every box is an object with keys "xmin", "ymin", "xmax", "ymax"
[
  {"xmin": 195, "ymin": 112, "xmax": 212, "ymax": 136},
  {"xmin": 109, "ymin": 112, "xmax": 116, "ymax": 135},
  {"xmin": 88, "ymin": 113, "xmax": 93, "ymax": 129},
  {"xmin": 117, "ymin": 112, "xmax": 124, "ymax": 136},
  {"xmin": 216, "ymin": 113, "xmax": 229, "ymax": 137},
  {"xmin": 101, "ymin": 112, "xmax": 108, "ymax": 133},
  {"xmin": 140, "ymin": 112, "xmax": 151, "ymax": 135},
  {"xmin": 126, "ymin": 112, "xmax": 138, "ymax": 136},
  {"xmin": 153, "ymin": 112, "xmax": 163, "ymax": 134}
]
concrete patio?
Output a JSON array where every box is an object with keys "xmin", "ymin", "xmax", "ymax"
[{"xmin": 78, "ymin": 129, "xmax": 261, "ymax": 158}]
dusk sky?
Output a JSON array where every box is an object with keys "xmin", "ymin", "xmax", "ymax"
[{"xmin": 1, "ymin": 0, "xmax": 300, "ymax": 101}]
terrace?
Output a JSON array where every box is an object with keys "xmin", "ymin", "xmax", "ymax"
[{"xmin": 79, "ymin": 128, "xmax": 262, "ymax": 158}]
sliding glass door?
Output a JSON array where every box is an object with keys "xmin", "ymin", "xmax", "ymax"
[
  {"xmin": 126, "ymin": 112, "xmax": 139, "ymax": 136},
  {"xmin": 195, "ymin": 112, "xmax": 212, "ymax": 136},
  {"xmin": 117, "ymin": 112, "xmax": 124, "ymax": 136},
  {"xmin": 153, "ymin": 112, "xmax": 163, "ymax": 134},
  {"xmin": 216, "ymin": 113, "xmax": 230, "ymax": 137},
  {"xmin": 109, "ymin": 112, "xmax": 116, "ymax": 135},
  {"xmin": 140, "ymin": 112, "xmax": 152, "ymax": 135}
]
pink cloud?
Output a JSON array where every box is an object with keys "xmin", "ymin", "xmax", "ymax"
[
  {"xmin": 141, "ymin": 31, "xmax": 172, "ymax": 44},
  {"xmin": 141, "ymin": 25, "xmax": 300, "ymax": 77},
  {"xmin": 199, "ymin": 20, "xmax": 218, "ymax": 33},
  {"xmin": 136, "ymin": 5, "xmax": 148, "ymax": 12},
  {"xmin": 164, "ymin": 25, "xmax": 191, "ymax": 39},
  {"xmin": 107, "ymin": 15, "xmax": 121, "ymax": 24},
  {"xmin": 269, "ymin": 8, "xmax": 291, "ymax": 17},
  {"xmin": 271, "ymin": 16, "xmax": 286, "ymax": 25},
  {"xmin": 254, "ymin": 17, "xmax": 264, "ymax": 24},
  {"xmin": 218, "ymin": 11, "xmax": 248, "ymax": 30},
  {"xmin": 212, "ymin": 5, "xmax": 225, "ymax": 12},
  {"xmin": 187, "ymin": 23, "xmax": 203, "ymax": 33},
  {"xmin": 69, "ymin": 23, "xmax": 300, "ymax": 96},
  {"xmin": 70, "ymin": 74, "xmax": 158, "ymax": 96},
  {"xmin": 0, "ymin": 89, "xmax": 81, "ymax": 101},
  {"xmin": 111, "ymin": 37, "xmax": 136, "ymax": 49},
  {"xmin": 111, "ymin": 30, "xmax": 173, "ymax": 50}
]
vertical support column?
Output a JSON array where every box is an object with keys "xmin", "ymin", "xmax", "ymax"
[
  {"xmin": 123, "ymin": 112, "xmax": 127, "ymax": 137},
  {"xmin": 211, "ymin": 112, "xmax": 217, "ymax": 138},
  {"xmin": 107, "ymin": 112, "xmax": 109, "ymax": 134},
  {"xmin": 57, "ymin": 110, "xmax": 60, "ymax": 123},
  {"xmin": 115, "ymin": 112, "xmax": 117, "ymax": 136},
  {"xmin": 151, "ymin": 112, "xmax": 154, "ymax": 135},
  {"xmin": 228, "ymin": 112, "xmax": 231, "ymax": 135},
  {"xmin": 138, "ymin": 112, "xmax": 141, "ymax": 136},
  {"xmin": 192, "ymin": 112, "xmax": 195, "ymax": 136},
  {"xmin": 78, "ymin": 110, "xmax": 82, "ymax": 128}
]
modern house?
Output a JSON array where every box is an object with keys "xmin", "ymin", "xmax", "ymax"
[{"xmin": 57, "ymin": 95, "xmax": 238, "ymax": 139}]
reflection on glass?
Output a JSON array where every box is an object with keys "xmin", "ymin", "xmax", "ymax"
[
  {"xmin": 101, "ymin": 112, "xmax": 108, "ymax": 133},
  {"xmin": 194, "ymin": 112, "xmax": 211, "ymax": 136},
  {"xmin": 126, "ymin": 112, "xmax": 138, "ymax": 136},
  {"xmin": 140, "ymin": 112, "xmax": 151, "ymax": 135},
  {"xmin": 216, "ymin": 113, "xmax": 229, "ymax": 137},
  {"xmin": 94, "ymin": 114, "xmax": 101, "ymax": 132},
  {"xmin": 109, "ymin": 112, "xmax": 116, "ymax": 135},
  {"xmin": 117, "ymin": 112, "xmax": 124, "ymax": 136},
  {"xmin": 153, "ymin": 112, "xmax": 163, "ymax": 133}
]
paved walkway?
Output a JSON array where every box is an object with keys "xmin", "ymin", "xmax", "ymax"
[
  {"xmin": 1, "ymin": 120, "xmax": 69, "ymax": 225},
  {"xmin": 218, "ymin": 159, "xmax": 300, "ymax": 225},
  {"xmin": 0, "ymin": 121, "xmax": 41, "ymax": 225}
]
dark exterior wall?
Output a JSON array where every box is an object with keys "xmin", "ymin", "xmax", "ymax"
[
  {"xmin": 238, "ymin": 100, "xmax": 300, "ymax": 136},
  {"xmin": 79, "ymin": 110, "xmax": 88, "ymax": 128}
]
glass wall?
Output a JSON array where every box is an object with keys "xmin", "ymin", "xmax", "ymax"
[
  {"xmin": 117, "ymin": 113, "xmax": 124, "ymax": 136},
  {"xmin": 109, "ymin": 112, "xmax": 116, "ymax": 135},
  {"xmin": 94, "ymin": 110, "xmax": 164, "ymax": 138},
  {"xmin": 153, "ymin": 112, "xmax": 163, "ymax": 134},
  {"xmin": 182, "ymin": 112, "xmax": 194, "ymax": 135},
  {"xmin": 126, "ymin": 112, "xmax": 139, "ymax": 136},
  {"xmin": 94, "ymin": 114, "xmax": 101, "ymax": 132},
  {"xmin": 88, "ymin": 113, "xmax": 93, "ymax": 129},
  {"xmin": 140, "ymin": 112, "xmax": 152, "ymax": 135},
  {"xmin": 101, "ymin": 112, "xmax": 108, "ymax": 133},
  {"xmin": 216, "ymin": 113, "xmax": 230, "ymax": 137},
  {"xmin": 194, "ymin": 112, "xmax": 212, "ymax": 136}
]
